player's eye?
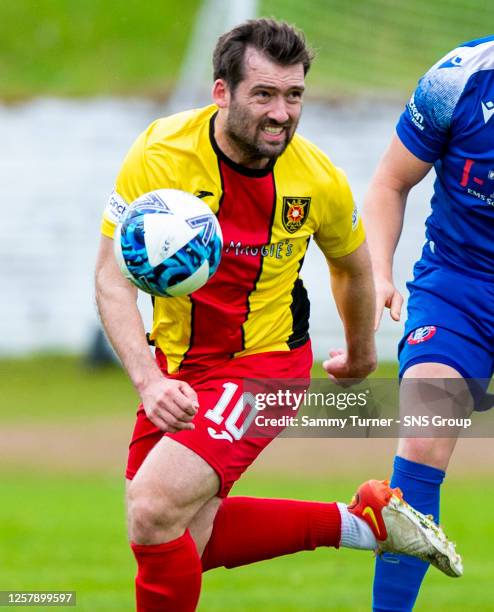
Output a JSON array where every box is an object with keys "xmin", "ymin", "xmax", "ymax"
[
  {"xmin": 255, "ymin": 90, "xmax": 271, "ymax": 101},
  {"xmin": 287, "ymin": 91, "xmax": 303, "ymax": 102}
]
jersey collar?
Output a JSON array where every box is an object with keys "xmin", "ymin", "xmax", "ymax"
[{"xmin": 209, "ymin": 112, "xmax": 276, "ymax": 178}]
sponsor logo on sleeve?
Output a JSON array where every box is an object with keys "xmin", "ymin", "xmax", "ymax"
[
  {"xmin": 105, "ymin": 190, "xmax": 129, "ymax": 223},
  {"xmin": 352, "ymin": 205, "xmax": 359, "ymax": 230},
  {"xmin": 407, "ymin": 94, "xmax": 425, "ymax": 131}
]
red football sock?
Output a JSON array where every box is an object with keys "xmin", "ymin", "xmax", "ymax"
[
  {"xmin": 201, "ymin": 496, "xmax": 341, "ymax": 571},
  {"xmin": 131, "ymin": 530, "xmax": 202, "ymax": 611}
]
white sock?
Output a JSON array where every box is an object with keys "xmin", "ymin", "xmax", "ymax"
[{"xmin": 337, "ymin": 502, "xmax": 377, "ymax": 550}]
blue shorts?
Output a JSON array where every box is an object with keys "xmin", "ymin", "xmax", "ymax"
[{"xmin": 399, "ymin": 246, "xmax": 494, "ymax": 408}]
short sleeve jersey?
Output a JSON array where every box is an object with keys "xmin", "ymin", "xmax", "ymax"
[
  {"xmin": 102, "ymin": 105, "xmax": 364, "ymax": 373},
  {"xmin": 396, "ymin": 35, "xmax": 494, "ymax": 276}
]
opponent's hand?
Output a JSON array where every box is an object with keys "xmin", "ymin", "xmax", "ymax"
[
  {"xmin": 323, "ymin": 348, "xmax": 377, "ymax": 387},
  {"xmin": 375, "ymin": 277, "xmax": 403, "ymax": 330},
  {"xmin": 140, "ymin": 377, "xmax": 199, "ymax": 433}
]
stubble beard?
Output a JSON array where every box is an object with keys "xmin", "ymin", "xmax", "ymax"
[{"xmin": 225, "ymin": 99, "xmax": 298, "ymax": 162}]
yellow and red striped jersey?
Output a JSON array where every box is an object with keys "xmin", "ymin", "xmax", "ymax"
[{"xmin": 102, "ymin": 105, "xmax": 365, "ymax": 373}]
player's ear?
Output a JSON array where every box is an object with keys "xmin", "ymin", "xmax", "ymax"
[{"xmin": 212, "ymin": 79, "xmax": 230, "ymax": 108}]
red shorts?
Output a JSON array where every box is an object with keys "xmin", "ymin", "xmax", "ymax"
[{"xmin": 126, "ymin": 341, "xmax": 313, "ymax": 497}]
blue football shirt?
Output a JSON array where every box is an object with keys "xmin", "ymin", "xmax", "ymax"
[{"xmin": 397, "ymin": 35, "xmax": 494, "ymax": 276}]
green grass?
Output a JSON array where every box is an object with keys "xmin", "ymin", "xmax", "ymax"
[
  {"xmin": 0, "ymin": 0, "xmax": 201, "ymax": 99},
  {"xmin": 1, "ymin": 472, "xmax": 492, "ymax": 611},
  {"xmin": 0, "ymin": 354, "xmax": 137, "ymax": 423},
  {"xmin": 0, "ymin": 474, "xmax": 133, "ymax": 611},
  {"xmin": 0, "ymin": 1, "xmax": 492, "ymax": 99}
]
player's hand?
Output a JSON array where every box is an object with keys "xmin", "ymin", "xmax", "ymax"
[
  {"xmin": 374, "ymin": 276, "xmax": 403, "ymax": 330},
  {"xmin": 323, "ymin": 348, "xmax": 377, "ymax": 387},
  {"xmin": 140, "ymin": 377, "xmax": 199, "ymax": 433}
]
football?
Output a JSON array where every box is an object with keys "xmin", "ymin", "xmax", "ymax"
[{"xmin": 114, "ymin": 189, "xmax": 223, "ymax": 297}]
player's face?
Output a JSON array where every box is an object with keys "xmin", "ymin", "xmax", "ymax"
[{"xmin": 225, "ymin": 48, "xmax": 305, "ymax": 162}]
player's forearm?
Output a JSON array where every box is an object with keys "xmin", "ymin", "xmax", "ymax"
[
  {"xmin": 363, "ymin": 135, "xmax": 432, "ymax": 283},
  {"xmin": 95, "ymin": 280, "xmax": 163, "ymax": 393},
  {"xmin": 362, "ymin": 179, "xmax": 407, "ymax": 282},
  {"xmin": 332, "ymin": 272, "xmax": 376, "ymax": 363},
  {"xmin": 329, "ymin": 245, "xmax": 376, "ymax": 366}
]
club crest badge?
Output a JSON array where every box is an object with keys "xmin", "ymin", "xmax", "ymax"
[
  {"xmin": 282, "ymin": 197, "xmax": 311, "ymax": 233},
  {"xmin": 407, "ymin": 326, "xmax": 437, "ymax": 345}
]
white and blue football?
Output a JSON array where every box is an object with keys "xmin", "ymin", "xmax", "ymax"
[{"xmin": 114, "ymin": 189, "xmax": 222, "ymax": 297}]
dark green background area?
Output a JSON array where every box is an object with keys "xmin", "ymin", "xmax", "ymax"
[
  {"xmin": 0, "ymin": 0, "xmax": 201, "ymax": 99},
  {"xmin": 1, "ymin": 0, "xmax": 492, "ymax": 99}
]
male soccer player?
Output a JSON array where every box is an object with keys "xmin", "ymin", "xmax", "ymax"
[
  {"xmin": 364, "ymin": 35, "xmax": 494, "ymax": 611},
  {"xmin": 95, "ymin": 19, "xmax": 461, "ymax": 611}
]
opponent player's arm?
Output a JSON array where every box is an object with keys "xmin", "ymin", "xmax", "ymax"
[
  {"xmin": 362, "ymin": 135, "xmax": 432, "ymax": 328},
  {"xmin": 324, "ymin": 241, "xmax": 377, "ymax": 382},
  {"xmin": 95, "ymin": 235, "xmax": 198, "ymax": 432}
]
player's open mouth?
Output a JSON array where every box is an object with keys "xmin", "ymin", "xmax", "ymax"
[
  {"xmin": 263, "ymin": 125, "xmax": 284, "ymax": 135},
  {"xmin": 261, "ymin": 125, "xmax": 286, "ymax": 140}
]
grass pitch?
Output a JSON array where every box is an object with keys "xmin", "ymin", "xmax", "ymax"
[{"xmin": 1, "ymin": 472, "xmax": 492, "ymax": 611}]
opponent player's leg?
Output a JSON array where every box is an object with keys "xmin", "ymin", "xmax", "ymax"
[
  {"xmin": 397, "ymin": 362, "xmax": 467, "ymax": 469},
  {"xmin": 127, "ymin": 436, "xmax": 220, "ymax": 612},
  {"xmin": 373, "ymin": 362, "xmax": 470, "ymax": 612}
]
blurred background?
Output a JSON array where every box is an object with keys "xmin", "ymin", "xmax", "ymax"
[{"xmin": 1, "ymin": 1, "xmax": 493, "ymax": 610}]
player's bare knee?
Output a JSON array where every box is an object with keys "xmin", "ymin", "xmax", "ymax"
[
  {"xmin": 397, "ymin": 437, "xmax": 455, "ymax": 471},
  {"xmin": 127, "ymin": 481, "xmax": 184, "ymax": 543}
]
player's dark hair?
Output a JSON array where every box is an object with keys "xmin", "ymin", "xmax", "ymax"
[{"xmin": 213, "ymin": 18, "xmax": 314, "ymax": 91}]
